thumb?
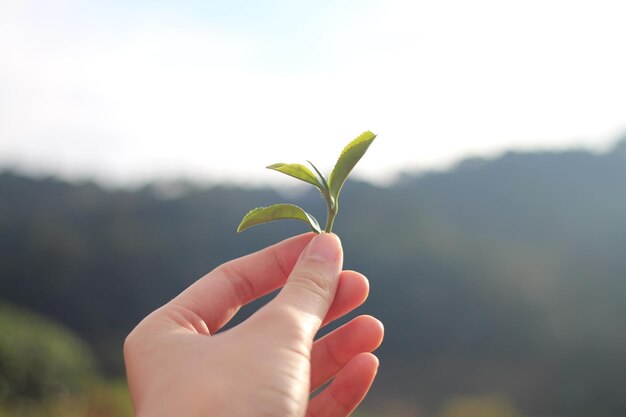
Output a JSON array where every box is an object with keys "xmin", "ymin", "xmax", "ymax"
[{"xmin": 265, "ymin": 233, "xmax": 343, "ymax": 339}]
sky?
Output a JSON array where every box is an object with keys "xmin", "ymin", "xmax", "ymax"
[{"xmin": 1, "ymin": 0, "xmax": 625, "ymax": 187}]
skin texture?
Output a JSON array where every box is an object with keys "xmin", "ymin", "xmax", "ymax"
[{"xmin": 124, "ymin": 233, "xmax": 384, "ymax": 417}]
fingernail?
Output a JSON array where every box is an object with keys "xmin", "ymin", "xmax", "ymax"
[{"xmin": 303, "ymin": 233, "xmax": 342, "ymax": 263}]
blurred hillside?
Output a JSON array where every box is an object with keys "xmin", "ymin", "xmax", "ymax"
[{"xmin": 1, "ymin": 140, "xmax": 626, "ymax": 416}]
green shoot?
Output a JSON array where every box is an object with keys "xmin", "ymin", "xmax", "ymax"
[{"xmin": 237, "ymin": 130, "xmax": 377, "ymax": 234}]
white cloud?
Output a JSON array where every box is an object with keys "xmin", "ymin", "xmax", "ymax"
[{"xmin": 1, "ymin": 0, "xmax": 625, "ymax": 186}]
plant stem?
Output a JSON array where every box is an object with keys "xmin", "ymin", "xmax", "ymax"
[{"xmin": 324, "ymin": 198, "xmax": 337, "ymax": 233}]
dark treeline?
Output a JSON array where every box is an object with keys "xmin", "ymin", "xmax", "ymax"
[{"xmin": 2, "ymin": 140, "xmax": 626, "ymax": 416}]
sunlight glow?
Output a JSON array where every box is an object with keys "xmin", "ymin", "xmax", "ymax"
[{"xmin": 1, "ymin": 0, "xmax": 625, "ymax": 186}]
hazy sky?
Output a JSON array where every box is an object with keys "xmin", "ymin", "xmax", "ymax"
[{"xmin": 1, "ymin": 0, "xmax": 625, "ymax": 186}]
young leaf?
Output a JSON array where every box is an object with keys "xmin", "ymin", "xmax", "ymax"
[
  {"xmin": 237, "ymin": 204, "xmax": 321, "ymax": 233},
  {"xmin": 267, "ymin": 163, "xmax": 325, "ymax": 192},
  {"xmin": 306, "ymin": 160, "xmax": 329, "ymax": 193},
  {"xmin": 306, "ymin": 160, "xmax": 335, "ymax": 208},
  {"xmin": 328, "ymin": 131, "xmax": 377, "ymax": 201}
]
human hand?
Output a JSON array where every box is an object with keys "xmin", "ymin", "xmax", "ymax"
[{"xmin": 124, "ymin": 233, "xmax": 384, "ymax": 417}]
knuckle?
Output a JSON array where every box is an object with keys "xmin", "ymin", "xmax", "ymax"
[
  {"xmin": 217, "ymin": 262, "xmax": 257, "ymax": 304},
  {"xmin": 291, "ymin": 267, "xmax": 333, "ymax": 301},
  {"xmin": 323, "ymin": 337, "xmax": 343, "ymax": 369},
  {"xmin": 259, "ymin": 303, "xmax": 317, "ymax": 345}
]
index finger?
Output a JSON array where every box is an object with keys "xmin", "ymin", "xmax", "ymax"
[{"xmin": 170, "ymin": 232, "xmax": 315, "ymax": 333}]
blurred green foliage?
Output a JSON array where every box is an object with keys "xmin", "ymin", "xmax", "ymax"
[
  {"xmin": 0, "ymin": 302, "xmax": 95, "ymax": 408},
  {"xmin": 439, "ymin": 396, "xmax": 521, "ymax": 417},
  {"xmin": 0, "ymin": 302, "xmax": 132, "ymax": 417},
  {"xmin": 1, "ymin": 138, "xmax": 626, "ymax": 416}
]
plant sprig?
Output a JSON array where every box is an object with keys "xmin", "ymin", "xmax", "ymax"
[{"xmin": 237, "ymin": 131, "xmax": 377, "ymax": 234}]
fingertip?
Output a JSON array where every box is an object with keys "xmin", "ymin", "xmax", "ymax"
[
  {"xmin": 326, "ymin": 231, "xmax": 342, "ymax": 243},
  {"xmin": 321, "ymin": 271, "xmax": 369, "ymax": 326},
  {"xmin": 364, "ymin": 352, "xmax": 380, "ymax": 369},
  {"xmin": 354, "ymin": 315, "xmax": 385, "ymax": 349},
  {"xmin": 302, "ymin": 232, "xmax": 343, "ymax": 263},
  {"xmin": 350, "ymin": 352, "xmax": 380, "ymax": 382},
  {"xmin": 346, "ymin": 270, "xmax": 370, "ymax": 293},
  {"xmin": 317, "ymin": 351, "xmax": 380, "ymax": 412},
  {"xmin": 362, "ymin": 314, "xmax": 384, "ymax": 335},
  {"xmin": 342, "ymin": 270, "xmax": 369, "ymax": 299}
]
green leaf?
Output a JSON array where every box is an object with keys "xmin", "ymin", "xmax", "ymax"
[
  {"xmin": 306, "ymin": 161, "xmax": 329, "ymax": 192},
  {"xmin": 267, "ymin": 163, "xmax": 325, "ymax": 191},
  {"xmin": 328, "ymin": 131, "xmax": 377, "ymax": 201},
  {"xmin": 237, "ymin": 204, "xmax": 321, "ymax": 233},
  {"xmin": 306, "ymin": 160, "xmax": 335, "ymax": 208}
]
